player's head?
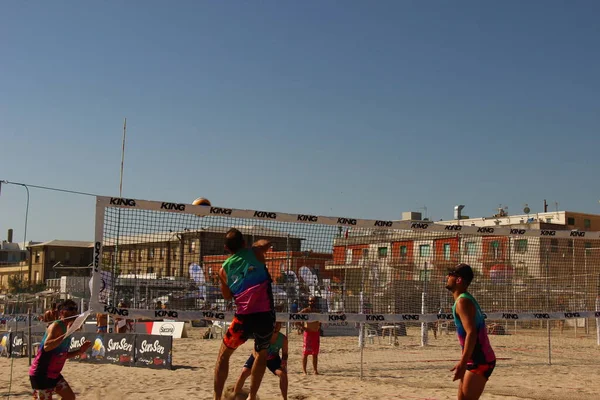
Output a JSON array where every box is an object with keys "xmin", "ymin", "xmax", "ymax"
[
  {"xmin": 224, "ymin": 228, "xmax": 245, "ymax": 254},
  {"xmin": 446, "ymin": 263, "xmax": 474, "ymax": 292},
  {"xmin": 308, "ymin": 296, "xmax": 318, "ymax": 309},
  {"xmin": 59, "ymin": 299, "xmax": 78, "ymax": 319},
  {"xmin": 51, "ymin": 302, "xmax": 57, "ymax": 310}
]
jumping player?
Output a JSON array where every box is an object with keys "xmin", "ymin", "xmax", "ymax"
[
  {"xmin": 214, "ymin": 228, "xmax": 275, "ymax": 400},
  {"xmin": 29, "ymin": 299, "xmax": 92, "ymax": 399},
  {"xmin": 233, "ymin": 322, "xmax": 288, "ymax": 400},
  {"xmin": 446, "ymin": 264, "xmax": 496, "ymax": 400}
]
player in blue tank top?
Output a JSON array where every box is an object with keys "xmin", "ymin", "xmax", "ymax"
[{"xmin": 446, "ymin": 264, "xmax": 496, "ymax": 400}]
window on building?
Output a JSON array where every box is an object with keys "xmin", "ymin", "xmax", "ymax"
[
  {"xmin": 515, "ymin": 239, "xmax": 528, "ymax": 254},
  {"xmin": 567, "ymin": 217, "xmax": 575, "ymax": 225},
  {"xmin": 550, "ymin": 239, "xmax": 558, "ymax": 253},
  {"xmin": 490, "ymin": 241, "xmax": 501, "ymax": 259},
  {"xmin": 361, "ymin": 248, "xmax": 369, "ymax": 259},
  {"xmin": 189, "ymin": 241, "xmax": 195, "ymax": 253},
  {"xmin": 465, "ymin": 242, "xmax": 476, "ymax": 256},
  {"xmin": 584, "ymin": 219, "xmax": 591, "ymax": 229},
  {"xmin": 65, "ymin": 252, "xmax": 70, "ymax": 263},
  {"xmin": 546, "ymin": 218, "xmax": 553, "ymax": 223},
  {"xmin": 585, "ymin": 242, "xmax": 592, "ymax": 255},
  {"xmin": 378, "ymin": 247, "xmax": 388, "ymax": 258},
  {"xmin": 148, "ymin": 248, "xmax": 154, "ymax": 260},
  {"xmin": 148, "ymin": 266, "xmax": 154, "ymax": 274},
  {"xmin": 419, "ymin": 270, "xmax": 432, "ymax": 281},
  {"xmin": 128, "ymin": 250, "xmax": 133, "ymax": 261},
  {"xmin": 34, "ymin": 271, "xmax": 40, "ymax": 283},
  {"xmin": 139, "ymin": 250, "xmax": 144, "ymax": 261},
  {"xmin": 35, "ymin": 252, "xmax": 40, "ymax": 263},
  {"xmin": 443, "ymin": 243, "xmax": 451, "ymax": 260},
  {"xmin": 419, "ymin": 244, "xmax": 430, "ymax": 257},
  {"xmin": 172, "ymin": 248, "xmax": 178, "ymax": 260},
  {"xmin": 50, "ymin": 251, "xmax": 56, "ymax": 262},
  {"xmin": 118, "ymin": 251, "xmax": 123, "ymax": 262},
  {"xmin": 400, "ymin": 246, "xmax": 408, "ymax": 259},
  {"xmin": 160, "ymin": 248, "xmax": 165, "ymax": 260}
]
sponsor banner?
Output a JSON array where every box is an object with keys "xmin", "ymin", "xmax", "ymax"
[
  {"xmin": 322, "ymin": 321, "xmax": 359, "ymax": 337},
  {"xmin": 91, "ymin": 303, "xmax": 230, "ymax": 324},
  {"xmin": 150, "ymin": 321, "xmax": 187, "ymax": 339},
  {"xmin": 0, "ymin": 332, "xmax": 11, "ymax": 357},
  {"xmin": 134, "ymin": 334, "xmax": 172, "ymax": 370},
  {"xmin": 10, "ymin": 332, "xmax": 24, "ymax": 358},
  {"xmin": 69, "ymin": 332, "xmax": 134, "ymax": 366},
  {"xmin": 90, "ymin": 305, "xmax": 600, "ymax": 324},
  {"xmin": 96, "ymin": 196, "xmax": 600, "ymax": 240}
]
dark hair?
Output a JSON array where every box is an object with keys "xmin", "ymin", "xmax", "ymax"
[
  {"xmin": 225, "ymin": 228, "xmax": 245, "ymax": 253},
  {"xmin": 51, "ymin": 302, "xmax": 57, "ymax": 309},
  {"xmin": 59, "ymin": 299, "xmax": 78, "ymax": 311},
  {"xmin": 448, "ymin": 263, "xmax": 474, "ymax": 286}
]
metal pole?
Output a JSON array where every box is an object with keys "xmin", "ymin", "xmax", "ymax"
[
  {"xmin": 286, "ymin": 234, "xmax": 291, "ymax": 336},
  {"xmin": 595, "ymin": 294, "xmax": 600, "ymax": 346},
  {"xmin": 119, "ymin": 118, "xmax": 127, "ymax": 197},
  {"xmin": 545, "ymin": 249, "xmax": 551, "ymax": 365},
  {"xmin": 420, "ymin": 261, "xmax": 429, "ymax": 346},
  {"xmin": 359, "ymin": 255, "xmax": 365, "ymax": 379},
  {"xmin": 573, "ymin": 238, "xmax": 577, "ymax": 336},
  {"xmin": 27, "ymin": 308, "xmax": 32, "ymax": 366}
]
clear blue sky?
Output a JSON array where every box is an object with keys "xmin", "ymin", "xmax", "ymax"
[{"xmin": 1, "ymin": 1, "xmax": 599, "ymax": 243}]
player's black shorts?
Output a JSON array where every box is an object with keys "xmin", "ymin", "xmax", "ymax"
[
  {"xmin": 223, "ymin": 311, "xmax": 275, "ymax": 352},
  {"xmin": 244, "ymin": 354, "xmax": 283, "ymax": 374},
  {"xmin": 467, "ymin": 360, "xmax": 496, "ymax": 380}
]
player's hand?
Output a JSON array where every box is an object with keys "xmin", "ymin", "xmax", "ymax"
[{"xmin": 450, "ymin": 361, "xmax": 467, "ymax": 381}]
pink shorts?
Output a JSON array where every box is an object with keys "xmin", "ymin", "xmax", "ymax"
[{"xmin": 303, "ymin": 330, "xmax": 320, "ymax": 355}]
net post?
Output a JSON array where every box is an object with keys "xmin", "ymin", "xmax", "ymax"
[
  {"xmin": 91, "ymin": 197, "xmax": 106, "ymax": 322},
  {"xmin": 596, "ymin": 294, "xmax": 600, "ymax": 346},
  {"xmin": 420, "ymin": 261, "xmax": 429, "ymax": 347},
  {"xmin": 545, "ymin": 249, "xmax": 552, "ymax": 365},
  {"xmin": 27, "ymin": 308, "xmax": 32, "ymax": 366}
]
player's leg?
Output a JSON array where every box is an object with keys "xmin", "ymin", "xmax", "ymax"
[
  {"xmin": 248, "ymin": 312, "xmax": 275, "ymax": 400},
  {"xmin": 249, "ymin": 349, "xmax": 268, "ymax": 400},
  {"xmin": 233, "ymin": 356, "xmax": 254, "ymax": 395},
  {"xmin": 32, "ymin": 388, "xmax": 54, "ymax": 400},
  {"xmin": 214, "ymin": 343, "xmax": 235, "ymax": 400},
  {"xmin": 302, "ymin": 354, "xmax": 308, "ymax": 374},
  {"xmin": 53, "ymin": 377, "xmax": 75, "ymax": 400},
  {"xmin": 275, "ymin": 369, "xmax": 288, "ymax": 400},
  {"xmin": 458, "ymin": 369, "xmax": 489, "ymax": 400},
  {"xmin": 215, "ymin": 317, "xmax": 248, "ymax": 400},
  {"xmin": 312, "ymin": 332, "xmax": 320, "ymax": 374}
]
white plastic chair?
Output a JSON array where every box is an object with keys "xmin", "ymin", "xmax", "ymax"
[
  {"xmin": 209, "ymin": 321, "xmax": 228, "ymax": 339},
  {"xmin": 365, "ymin": 325, "xmax": 380, "ymax": 344}
]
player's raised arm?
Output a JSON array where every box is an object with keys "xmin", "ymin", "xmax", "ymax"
[{"xmin": 252, "ymin": 239, "xmax": 272, "ymax": 263}]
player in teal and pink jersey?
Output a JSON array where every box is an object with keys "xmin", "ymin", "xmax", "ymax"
[
  {"xmin": 213, "ymin": 228, "xmax": 275, "ymax": 400},
  {"xmin": 446, "ymin": 263, "xmax": 496, "ymax": 400}
]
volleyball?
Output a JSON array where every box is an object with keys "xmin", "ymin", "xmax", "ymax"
[{"xmin": 192, "ymin": 197, "xmax": 212, "ymax": 206}]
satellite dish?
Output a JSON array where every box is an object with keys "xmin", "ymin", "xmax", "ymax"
[{"xmin": 524, "ymin": 206, "xmax": 531, "ymax": 214}]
